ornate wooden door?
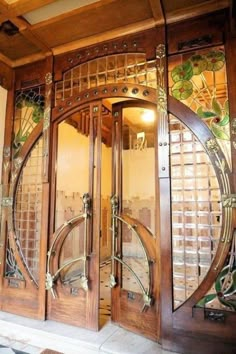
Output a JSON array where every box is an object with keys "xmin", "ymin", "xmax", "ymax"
[
  {"xmin": 46, "ymin": 101, "xmax": 102, "ymax": 329},
  {"xmin": 110, "ymin": 101, "xmax": 160, "ymax": 341}
]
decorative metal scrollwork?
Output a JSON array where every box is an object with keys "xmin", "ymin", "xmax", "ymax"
[
  {"xmin": 110, "ymin": 195, "xmax": 154, "ymax": 311},
  {"xmin": 46, "ymin": 193, "xmax": 91, "ymax": 298},
  {"xmin": 222, "ymin": 194, "xmax": 236, "ymax": 208},
  {"xmin": 197, "ymin": 230, "xmax": 236, "ymax": 311}
]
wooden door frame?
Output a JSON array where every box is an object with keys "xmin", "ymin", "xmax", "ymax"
[
  {"xmin": 109, "ymin": 99, "xmax": 160, "ymax": 341},
  {"xmin": 51, "ymin": 82, "xmax": 233, "ymax": 333},
  {"xmin": 46, "ymin": 100, "xmax": 103, "ymax": 329},
  {"xmin": 161, "ymin": 97, "xmax": 235, "ymax": 354}
]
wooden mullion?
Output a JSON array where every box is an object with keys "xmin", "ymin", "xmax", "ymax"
[{"xmin": 0, "ymin": 80, "xmax": 14, "ymax": 288}]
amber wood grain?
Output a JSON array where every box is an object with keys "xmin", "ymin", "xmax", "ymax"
[
  {"xmin": 165, "ymin": 0, "xmax": 229, "ymax": 24},
  {"xmin": 47, "ymin": 101, "xmax": 100, "ymax": 330},
  {"xmin": 54, "ymin": 27, "xmax": 162, "ymax": 80},
  {"xmin": 38, "ymin": 182, "xmax": 49, "ymax": 319},
  {"xmin": 0, "ymin": 86, "xmax": 14, "ymax": 290},
  {"xmin": 167, "ymin": 10, "xmax": 226, "ymax": 55},
  {"xmin": 110, "ymin": 101, "xmax": 160, "ymax": 340},
  {"xmin": 32, "ymin": 0, "xmax": 153, "ymax": 49},
  {"xmin": 14, "ymin": 58, "xmax": 49, "ymax": 90},
  {"xmin": 225, "ymin": 30, "xmax": 236, "ymax": 191},
  {"xmin": 119, "ymin": 215, "xmax": 159, "ymax": 340},
  {"xmin": 1, "ymin": 17, "xmax": 236, "ymax": 352},
  {"xmin": 0, "ymin": 61, "xmax": 13, "ymax": 90}
]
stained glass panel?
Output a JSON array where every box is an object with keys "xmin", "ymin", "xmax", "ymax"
[{"xmin": 169, "ymin": 46, "xmax": 231, "ymax": 167}]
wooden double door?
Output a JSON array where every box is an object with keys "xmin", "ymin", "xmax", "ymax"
[{"xmin": 46, "ymin": 99, "xmax": 160, "ymax": 339}]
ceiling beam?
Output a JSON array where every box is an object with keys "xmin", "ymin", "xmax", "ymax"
[
  {"xmin": 148, "ymin": 0, "xmax": 165, "ymax": 25},
  {"xmin": 10, "ymin": 16, "xmax": 51, "ymax": 52},
  {"xmin": 52, "ymin": 18, "xmax": 156, "ymax": 56},
  {"xmin": 12, "ymin": 51, "xmax": 51, "ymax": 68},
  {"xmin": 0, "ymin": 0, "xmax": 9, "ymax": 13},
  {"xmin": 0, "ymin": 52, "xmax": 12, "ymax": 67},
  {"xmin": 2, "ymin": 0, "xmax": 58, "ymax": 17},
  {"xmin": 32, "ymin": 0, "xmax": 117, "ymax": 29},
  {"xmin": 166, "ymin": 0, "xmax": 230, "ymax": 24}
]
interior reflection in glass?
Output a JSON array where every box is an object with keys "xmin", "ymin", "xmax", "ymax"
[
  {"xmin": 121, "ymin": 107, "xmax": 156, "ymax": 293},
  {"xmin": 56, "ymin": 117, "xmax": 89, "ymax": 287}
]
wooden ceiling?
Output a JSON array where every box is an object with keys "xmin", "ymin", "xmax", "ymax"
[{"xmin": 0, "ymin": 0, "xmax": 230, "ymax": 68}]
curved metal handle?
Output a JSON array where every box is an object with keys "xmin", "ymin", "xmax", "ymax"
[
  {"xmin": 46, "ymin": 193, "xmax": 91, "ymax": 297},
  {"xmin": 110, "ymin": 195, "xmax": 154, "ymax": 311}
]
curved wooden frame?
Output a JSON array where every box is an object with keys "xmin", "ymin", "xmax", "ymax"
[
  {"xmin": 6, "ymin": 120, "xmax": 43, "ymax": 289},
  {"xmin": 168, "ymin": 96, "xmax": 233, "ymax": 310},
  {"xmin": 6, "ymin": 80, "xmax": 232, "ymax": 331},
  {"xmin": 51, "ymin": 85, "xmax": 233, "ymax": 311}
]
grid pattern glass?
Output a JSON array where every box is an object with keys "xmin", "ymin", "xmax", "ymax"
[
  {"xmin": 14, "ymin": 137, "xmax": 43, "ymax": 284},
  {"xmin": 170, "ymin": 114, "xmax": 222, "ymax": 309},
  {"xmin": 55, "ymin": 54, "xmax": 156, "ymax": 105}
]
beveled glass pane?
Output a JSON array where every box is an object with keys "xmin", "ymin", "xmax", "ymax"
[
  {"xmin": 117, "ymin": 55, "xmax": 125, "ymax": 68},
  {"xmin": 89, "ymin": 60, "xmax": 97, "ymax": 74},
  {"xmin": 170, "ymin": 114, "xmax": 222, "ymax": 309},
  {"xmin": 98, "ymin": 58, "xmax": 106, "ymax": 72},
  {"xmin": 55, "ymin": 54, "xmax": 156, "ymax": 106}
]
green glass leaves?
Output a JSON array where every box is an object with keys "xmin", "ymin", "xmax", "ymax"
[
  {"xmin": 171, "ymin": 62, "xmax": 193, "ymax": 100},
  {"xmin": 170, "ymin": 49, "xmax": 228, "ymax": 140},
  {"xmin": 206, "ymin": 51, "xmax": 225, "ymax": 71},
  {"xmin": 211, "ymin": 123, "xmax": 229, "ymax": 140},
  {"xmin": 197, "ymin": 107, "xmax": 215, "ymax": 118},
  {"xmin": 190, "ymin": 54, "xmax": 207, "ymax": 75},
  {"xmin": 196, "ymin": 98, "xmax": 229, "ymax": 140},
  {"xmin": 13, "ymin": 89, "xmax": 45, "ymax": 157},
  {"xmin": 171, "ymin": 61, "xmax": 193, "ymax": 82},
  {"xmin": 32, "ymin": 105, "xmax": 44, "ymax": 123},
  {"xmin": 171, "ymin": 80, "xmax": 193, "ymax": 100},
  {"xmin": 196, "ymin": 293, "xmax": 216, "ymax": 308}
]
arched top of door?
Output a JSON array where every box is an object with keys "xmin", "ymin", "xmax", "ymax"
[
  {"xmin": 52, "ymin": 83, "xmax": 156, "ymax": 122},
  {"xmin": 52, "ymin": 82, "xmax": 225, "ymax": 149}
]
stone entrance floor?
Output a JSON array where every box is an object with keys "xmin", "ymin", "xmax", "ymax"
[{"xmin": 0, "ymin": 311, "xmax": 180, "ymax": 354}]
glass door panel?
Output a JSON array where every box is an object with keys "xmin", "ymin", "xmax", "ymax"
[
  {"xmin": 55, "ymin": 120, "xmax": 89, "ymax": 290},
  {"xmin": 121, "ymin": 107, "xmax": 156, "ymax": 293},
  {"xmin": 111, "ymin": 103, "xmax": 159, "ymax": 341},
  {"xmin": 47, "ymin": 104, "xmax": 100, "ymax": 330}
]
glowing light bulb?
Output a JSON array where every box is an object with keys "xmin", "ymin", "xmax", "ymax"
[{"xmin": 141, "ymin": 110, "xmax": 155, "ymax": 123}]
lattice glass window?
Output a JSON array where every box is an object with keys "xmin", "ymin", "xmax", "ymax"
[
  {"xmin": 13, "ymin": 137, "xmax": 43, "ymax": 284},
  {"xmin": 170, "ymin": 115, "xmax": 222, "ymax": 309},
  {"xmin": 55, "ymin": 54, "xmax": 157, "ymax": 105}
]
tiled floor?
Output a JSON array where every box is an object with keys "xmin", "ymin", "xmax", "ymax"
[{"xmin": 0, "ymin": 263, "xmax": 181, "ymax": 354}]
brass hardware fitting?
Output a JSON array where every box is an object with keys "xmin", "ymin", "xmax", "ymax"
[{"xmin": 222, "ymin": 194, "xmax": 236, "ymax": 208}]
